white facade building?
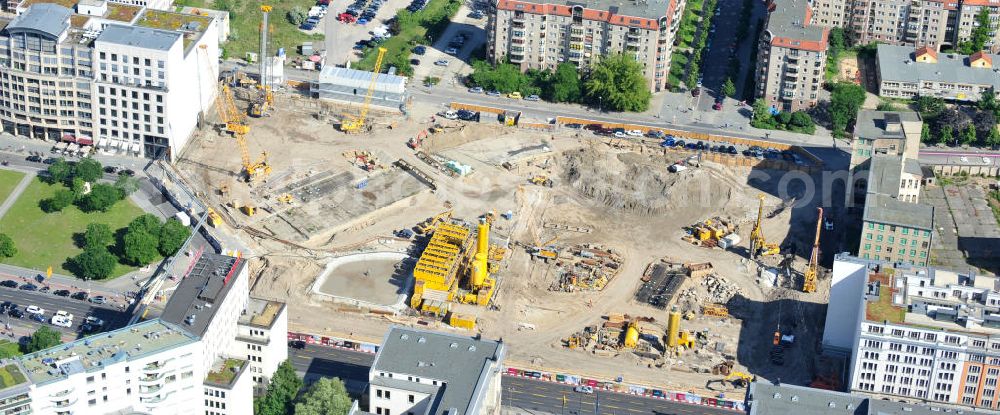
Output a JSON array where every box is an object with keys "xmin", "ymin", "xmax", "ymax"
[
  {"xmin": 0, "ymin": 252, "xmax": 288, "ymax": 415},
  {"xmin": 827, "ymin": 254, "xmax": 1000, "ymax": 411},
  {"xmin": 235, "ymin": 298, "xmax": 288, "ymax": 389},
  {"xmin": 367, "ymin": 327, "xmax": 506, "ymax": 415}
]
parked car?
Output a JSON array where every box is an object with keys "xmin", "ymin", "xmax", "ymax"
[
  {"xmin": 445, "ymin": 47, "xmax": 458, "ymax": 55},
  {"xmin": 26, "ymin": 155, "xmax": 42, "ymax": 163},
  {"xmin": 39, "ymin": 286, "xmax": 49, "ymax": 294},
  {"xmin": 103, "ymin": 166, "xmax": 118, "ymax": 174},
  {"xmin": 19, "ymin": 283, "xmax": 37, "ymax": 291},
  {"xmin": 42, "ymin": 158, "xmax": 57, "ymax": 165},
  {"xmin": 524, "ymin": 94, "xmax": 540, "ymax": 101},
  {"xmin": 8, "ymin": 308, "xmax": 22, "ymax": 319},
  {"xmin": 713, "ymin": 101, "xmax": 723, "ymax": 110},
  {"xmin": 289, "ymin": 340, "xmax": 307, "ymax": 349},
  {"xmin": 300, "ymin": 23, "xmax": 315, "ymax": 30},
  {"xmin": 412, "ymin": 45, "xmax": 426, "ymax": 55},
  {"xmin": 89, "ymin": 296, "xmax": 106, "ymax": 305},
  {"xmin": 82, "ymin": 316, "xmax": 104, "ymax": 332},
  {"xmin": 25, "ymin": 305, "xmax": 43, "ymax": 315},
  {"xmin": 434, "ymin": 59, "xmax": 449, "ymax": 66},
  {"xmin": 410, "ymin": 58, "xmax": 421, "ymax": 65},
  {"xmin": 30, "ymin": 313, "xmax": 45, "ymax": 322},
  {"xmin": 71, "ymin": 291, "xmax": 89, "ymax": 301},
  {"xmin": 118, "ymin": 169, "xmax": 135, "ymax": 176},
  {"xmin": 0, "ymin": 280, "xmax": 17, "ymax": 288},
  {"xmin": 53, "ymin": 289, "xmax": 70, "ymax": 297},
  {"xmin": 486, "ymin": 90, "xmax": 501, "ymax": 97},
  {"xmin": 507, "ymin": 92, "xmax": 522, "ymax": 99},
  {"xmin": 457, "ymin": 110, "xmax": 478, "ymax": 121},
  {"xmin": 468, "ymin": 86, "xmax": 484, "ymax": 94},
  {"xmin": 626, "ymin": 129, "xmax": 643, "ymax": 137},
  {"xmin": 574, "ymin": 386, "xmax": 594, "ymax": 394}
]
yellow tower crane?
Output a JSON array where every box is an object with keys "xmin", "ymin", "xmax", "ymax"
[
  {"xmin": 215, "ymin": 83, "xmax": 271, "ymax": 183},
  {"xmin": 340, "ymin": 47, "xmax": 387, "ymax": 133},
  {"xmin": 749, "ymin": 194, "xmax": 780, "ymax": 258},
  {"xmin": 249, "ymin": 5, "xmax": 274, "ymax": 118},
  {"xmin": 803, "ymin": 207, "xmax": 822, "ymax": 293}
]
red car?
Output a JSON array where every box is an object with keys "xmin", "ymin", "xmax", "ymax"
[
  {"xmin": 337, "ymin": 12, "xmax": 356, "ymax": 22},
  {"xmin": 691, "ymin": 88, "xmax": 701, "ymax": 97},
  {"xmin": 713, "ymin": 101, "xmax": 723, "ymax": 110}
]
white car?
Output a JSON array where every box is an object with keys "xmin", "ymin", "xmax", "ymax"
[
  {"xmin": 55, "ymin": 310, "xmax": 73, "ymax": 320},
  {"xmin": 626, "ymin": 130, "xmax": 643, "ymax": 137},
  {"xmin": 25, "ymin": 305, "xmax": 44, "ymax": 315},
  {"xmin": 51, "ymin": 316, "xmax": 72, "ymax": 328},
  {"xmin": 574, "ymin": 386, "xmax": 594, "ymax": 394},
  {"xmin": 434, "ymin": 59, "xmax": 449, "ymax": 66},
  {"xmin": 442, "ymin": 110, "xmax": 459, "ymax": 120},
  {"xmin": 614, "ymin": 131, "xmax": 627, "ymax": 138},
  {"xmin": 445, "ymin": 47, "xmax": 458, "ymax": 55}
]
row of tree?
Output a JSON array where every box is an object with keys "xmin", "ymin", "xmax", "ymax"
[
  {"xmin": 73, "ymin": 214, "xmax": 190, "ymax": 280},
  {"xmin": 43, "ymin": 158, "xmax": 138, "ymax": 213},
  {"xmin": 684, "ymin": 0, "xmax": 719, "ymax": 89},
  {"xmin": 255, "ymin": 361, "xmax": 352, "ymax": 415},
  {"xmin": 916, "ymin": 93, "xmax": 1000, "ymax": 147},
  {"xmin": 469, "ymin": 55, "xmax": 652, "ymax": 112}
]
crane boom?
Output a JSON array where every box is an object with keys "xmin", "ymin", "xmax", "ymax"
[
  {"xmin": 340, "ymin": 47, "xmax": 387, "ymax": 132},
  {"xmin": 214, "ymin": 83, "xmax": 270, "ymax": 182},
  {"xmin": 803, "ymin": 207, "xmax": 822, "ymax": 293},
  {"xmin": 749, "ymin": 194, "xmax": 765, "ymax": 258}
]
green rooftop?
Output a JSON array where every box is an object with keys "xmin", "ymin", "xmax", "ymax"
[
  {"xmin": 137, "ymin": 9, "xmax": 211, "ymax": 32},
  {"xmin": 205, "ymin": 358, "xmax": 245, "ymax": 387},
  {"xmin": 105, "ymin": 3, "xmax": 142, "ymax": 22},
  {"xmin": 866, "ymin": 286, "xmax": 905, "ymax": 324},
  {"xmin": 0, "ymin": 364, "xmax": 27, "ymax": 389}
]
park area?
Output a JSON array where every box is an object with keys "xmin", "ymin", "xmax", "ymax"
[
  {"xmin": 0, "ymin": 170, "xmax": 24, "ymax": 203},
  {"xmin": 0, "ymin": 177, "xmax": 148, "ymax": 278},
  {"xmin": 172, "ymin": 0, "xmax": 324, "ymax": 60}
]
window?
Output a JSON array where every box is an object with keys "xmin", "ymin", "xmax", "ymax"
[
  {"xmin": 376, "ymin": 389, "xmax": 383, "ymax": 398},
  {"xmin": 409, "ymin": 395, "xmax": 415, "ymax": 403}
]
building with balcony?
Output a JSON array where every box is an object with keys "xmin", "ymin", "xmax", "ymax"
[
  {"xmin": 0, "ymin": 1, "xmax": 221, "ymax": 161},
  {"xmin": 0, "ymin": 252, "xmax": 288, "ymax": 415},
  {"xmin": 367, "ymin": 327, "xmax": 506, "ymax": 415},
  {"xmin": 487, "ymin": 0, "xmax": 685, "ymax": 92},
  {"xmin": 755, "ymin": 0, "xmax": 829, "ymax": 112},
  {"xmin": 876, "ymin": 44, "xmax": 1000, "ymax": 102},
  {"xmin": 824, "ymin": 254, "xmax": 1000, "ymax": 410}
]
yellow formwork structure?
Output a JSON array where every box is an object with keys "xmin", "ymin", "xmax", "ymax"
[{"xmin": 411, "ymin": 223, "xmax": 472, "ymax": 310}]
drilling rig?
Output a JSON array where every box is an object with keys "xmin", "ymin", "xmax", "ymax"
[
  {"xmin": 249, "ymin": 5, "xmax": 274, "ymax": 118},
  {"xmin": 749, "ymin": 194, "xmax": 780, "ymax": 259},
  {"xmin": 802, "ymin": 207, "xmax": 822, "ymax": 293}
]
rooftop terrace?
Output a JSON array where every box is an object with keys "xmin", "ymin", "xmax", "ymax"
[
  {"xmin": 17, "ymin": 319, "xmax": 197, "ymax": 386},
  {"xmin": 17, "ymin": 0, "xmax": 75, "ymax": 9},
  {"xmin": 204, "ymin": 358, "xmax": 245, "ymax": 388},
  {"xmin": 105, "ymin": 3, "xmax": 142, "ymax": 22},
  {"xmin": 238, "ymin": 298, "xmax": 284, "ymax": 329},
  {"xmin": 136, "ymin": 9, "xmax": 211, "ymax": 53},
  {"xmin": 0, "ymin": 364, "xmax": 27, "ymax": 390}
]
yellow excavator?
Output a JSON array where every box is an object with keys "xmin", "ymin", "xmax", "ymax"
[
  {"xmin": 749, "ymin": 194, "xmax": 780, "ymax": 258},
  {"xmin": 414, "ymin": 210, "xmax": 453, "ymax": 234},
  {"xmin": 340, "ymin": 47, "xmax": 387, "ymax": 133},
  {"xmin": 723, "ymin": 371, "xmax": 754, "ymax": 388}
]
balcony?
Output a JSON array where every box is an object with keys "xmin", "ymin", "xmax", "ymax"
[
  {"xmin": 509, "ymin": 53, "xmax": 524, "ymax": 63},
  {"xmin": 139, "ymin": 384, "xmax": 163, "ymax": 395},
  {"xmin": 512, "ymin": 14, "xmax": 525, "ymax": 22},
  {"xmin": 140, "ymin": 372, "xmax": 165, "ymax": 383},
  {"xmin": 512, "ymin": 38, "xmax": 525, "ymax": 44}
]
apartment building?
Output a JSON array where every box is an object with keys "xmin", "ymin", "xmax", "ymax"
[
  {"xmin": 368, "ymin": 327, "xmax": 506, "ymax": 415},
  {"xmin": 0, "ymin": 1, "xmax": 220, "ymax": 161},
  {"xmin": 849, "ymin": 110, "xmax": 921, "ymax": 170},
  {"xmin": 0, "ymin": 252, "xmax": 288, "ymax": 415},
  {"xmin": 487, "ymin": 0, "xmax": 685, "ymax": 92},
  {"xmin": 858, "ymin": 192, "xmax": 933, "ymax": 265},
  {"xmin": 754, "ymin": 0, "xmax": 829, "ymax": 112},
  {"xmin": 235, "ymin": 297, "xmax": 288, "ymax": 390},
  {"xmin": 825, "ymin": 255, "xmax": 1000, "ymax": 410},
  {"xmin": 876, "ymin": 44, "xmax": 1000, "ymax": 101},
  {"xmin": 747, "ymin": 380, "xmax": 972, "ymax": 413}
]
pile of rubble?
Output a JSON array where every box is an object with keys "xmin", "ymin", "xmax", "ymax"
[
  {"xmin": 549, "ymin": 244, "xmax": 624, "ymax": 292},
  {"xmin": 678, "ymin": 274, "xmax": 744, "ymax": 306}
]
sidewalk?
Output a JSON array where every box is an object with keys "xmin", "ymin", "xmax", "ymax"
[{"xmin": 0, "ymin": 174, "xmax": 31, "ymax": 220}]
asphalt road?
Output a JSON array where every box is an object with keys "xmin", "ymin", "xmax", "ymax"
[
  {"xmin": 288, "ymin": 344, "xmax": 738, "ymax": 415},
  {"xmin": 0, "ymin": 285, "xmax": 132, "ymax": 338}
]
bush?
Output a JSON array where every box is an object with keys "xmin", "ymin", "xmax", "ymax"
[
  {"xmin": 122, "ymin": 230, "xmax": 159, "ymax": 266},
  {"xmin": 83, "ymin": 223, "xmax": 113, "ymax": 249},
  {"xmin": 22, "ymin": 327, "xmax": 61, "ymax": 353},
  {"xmin": 0, "ymin": 234, "xmax": 16, "ymax": 258},
  {"xmin": 41, "ymin": 190, "xmax": 74, "ymax": 213},
  {"xmin": 158, "ymin": 219, "xmax": 191, "ymax": 256},
  {"xmin": 286, "ymin": 6, "xmax": 307, "ymax": 25}
]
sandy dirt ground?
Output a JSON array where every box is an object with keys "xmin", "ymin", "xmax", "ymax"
[{"xmin": 177, "ymin": 89, "xmax": 834, "ymax": 394}]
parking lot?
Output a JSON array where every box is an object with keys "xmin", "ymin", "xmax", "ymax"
[
  {"xmin": 0, "ymin": 281, "xmax": 131, "ymax": 339},
  {"xmin": 409, "ymin": 3, "xmax": 488, "ymax": 82},
  {"xmin": 323, "ymin": 0, "xmax": 414, "ymax": 65}
]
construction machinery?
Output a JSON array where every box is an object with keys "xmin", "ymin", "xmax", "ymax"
[
  {"xmin": 682, "ymin": 217, "xmax": 734, "ymax": 248},
  {"xmin": 702, "ymin": 303, "xmax": 730, "ymax": 318},
  {"xmin": 249, "ymin": 5, "xmax": 274, "ymax": 118},
  {"xmin": 410, "ymin": 214, "xmax": 501, "ymax": 314},
  {"xmin": 339, "ymin": 47, "xmax": 387, "ymax": 133},
  {"xmin": 414, "ymin": 210, "xmax": 453, "ymax": 234},
  {"xmin": 206, "ymin": 207, "xmax": 224, "ymax": 227},
  {"xmin": 530, "ymin": 175, "xmax": 553, "ymax": 187},
  {"xmin": 215, "ymin": 83, "xmax": 271, "ymax": 183},
  {"xmin": 665, "ymin": 307, "xmax": 695, "ymax": 353},
  {"xmin": 749, "ymin": 194, "xmax": 780, "ymax": 258},
  {"xmin": 407, "ymin": 130, "xmax": 428, "ymax": 150},
  {"xmin": 723, "ymin": 371, "xmax": 754, "ymax": 388},
  {"xmin": 802, "ymin": 207, "xmax": 822, "ymax": 293},
  {"xmin": 276, "ymin": 194, "xmax": 293, "ymax": 204}
]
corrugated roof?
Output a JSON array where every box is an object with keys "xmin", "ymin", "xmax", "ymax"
[
  {"xmin": 877, "ymin": 44, "xmax": 1000, "ymax": 89},
  {"xmin": 5, "ymin": 3, "xmax": 71, "ymax": 38},
  {"xmin": 96, "ymin": 24, "xmax": 181, "ymax": 52},
  {"xmin": 748, "ymin": 381, "xmax": 976, "ymax": 414},
  {"xmin": 318, "ymin": 66, "xmax": 407, "ymax": 94},
  {"xmin": 372, "ymin": 327, "xmax": 504, "ymax": 415}
]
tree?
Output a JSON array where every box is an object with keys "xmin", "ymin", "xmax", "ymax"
[
  {"xmin": 751, "ymin": 98, "xmax": 774, "ymax": 128},
  {"xmin": 79, "ymin": 184, "xmax": 122, "ymax": 212},
  {"xmin": 959, "ymin": 8, "xmax": 993, "ymax": 54},
  {"xmin": 721, "ymin": 78, "xmax": 736, "ymax": 98},
  {"xmin": 829, "ymin": 82, "xmax": 867, "ymax": 136},
  {"xmin": 72, "ymin": 247, "xmax": 117, "ymax": 280},
  {"xmin": 286, "ymin": 6, "xmax": 307, "ymax": 25},
  {"xmin": 962, "ymin": 123, "xmax": 978, "ymax": 145},
  {"xmin": 46, "ymin": 158, "xmax": 71, "ymax": 183},
  {"xmin": 939, "ymin": 125, "xmax": 954, "ymax": 145},
  {"xmin": 979, "ymin": 87, "xmax": 999, "ymax": 116},
  {"xmin": 915, "ymin": 96, "xmax": 946, "ymax": 118},
  {"xmin": 973, "ymin": 110, "xmax": 997, "ymax": 139},
  {"xmin": 114, "ymin": 175, "xmax": 139, "ymax": 197},
  {"xmin": 158, "ymin": 219, "xmax": 191, "ymax": 256},
  {"xmin": 988, "ymin": 125, "xmax": 1000, "ymax": 148},
  {"xmin": 921, "ymin": 123, "xmax": 932, "ymax": 143},
  {"xmin": 22, "ymin": 326, "xmax": 61, "ymax": 353},
  {"xmin": 583, "ymin": 54, "xmax": 652, "ymax": 112},
  {"xmin": 122, "ymin": 229, "xmax": 159, "ymax": 266},
  {"xmin": 936, "ymin": 108, "xmax": 969, "ymax": 134},
  {"xmin": 73, "ymin": 158, "xmax": 102, "ymax": 183},
  {"xmin": 544, "ymin": 63, "xmax": 582, "ymax": 103},
  {"xmin": 469, "ymin": 61, "xmax": 533, "ymax": 94},
  {"xmin": 294, "ymin": 377, "xmax": 352, "ymax": 415},
  {"xmin": 256, "ymin": 361, "xmax": 303, "ymax": 415},
  {"xmin": 41, "ymin": 189, "xmax": 74, "ymax": 212},
  {"xmin": 71, "ymin": 177, "xmax": 87, "ymax": 200},
  {"xmin": 83, "ymin": 223, "xmax": 113, "ymax": 249},
  {"xmin": 128, "ymin": 214, "xmax": 162, "ymax": 235},
  {"xmin": 0, "ymin": 234, "xmax": 16, "ymax": 258}
]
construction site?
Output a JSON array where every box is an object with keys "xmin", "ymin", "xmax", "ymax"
[{"xmin": 170, "ymin": 12, "xmax": 840, "ymax": 393}]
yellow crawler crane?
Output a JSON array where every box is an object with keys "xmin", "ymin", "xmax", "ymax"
[
  {"xmin": 803, "ymin": 207, "xmax": 822, "ymax": 293},
  {"xmin": 458, "ymin": 218, "xmax": 497, "ymax": 307},
  {"xmin": 215, "ymin": 83, "xmax": 271, "ymax": 183},
  {"xmin": 340, "ymin": 47, "xmax": 387, "ymax": 133}
]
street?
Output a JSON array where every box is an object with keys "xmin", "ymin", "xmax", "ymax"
[
  {"xmin": 287, "ymin": 344, "xmax": 739, "ymax": 415},
  {"xmin": 0, "ymin": 285, "xmax": 132, "ymax": 339}
]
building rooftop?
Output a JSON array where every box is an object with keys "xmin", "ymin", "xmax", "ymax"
[
  {"xmin": 493, "ymin": 0, "xmax": 672, "ymax": 27},
  {"xmin": 747, "ymin": 381, "xmax": 980, "ymax": 414},
  {"xmin": 160, "ymin": 253, "xmax": 246, "ymax": 338},
  {"xmin": 868, "ymin": 155, "xmax": 903, "ymax": 198},
  {"xmin": 854, "ymin": 110, "xmax": 922, "ymax": 141},
  {"xmin": 105, "ymin": 3, "xmax": 143, "ymax": 23},
  {"xmin": 136, "ymin": 9, "xmax": 212, "ymax": 53},
  {"xmin": 862, "ymin": 193, "xmax": 934, "ymax": 230},
  {"xmin": 5, "ymin": 3, "xmax": 71, "ymax": 38},
  {"xmin": 763, "ymin": 0, "xmax": 827, "ymax": 51},
  {"xmin": 204, "ymin": 357, "xmax": 246, "ymax": 389},
  {"xmin": 373, "ymin": 327, "xmax": 505, "ymax": 415},
  {"xmin": 0, "ymin": 364, "xmax": 28, "ymax": 390},
  {"xmin": 877, "ymin": 44, "xmax": 1000, "ymax": 89},
  {"xmin": 16, "ymin": 319, "xmax": 197, "ymax": 386},
  {"xmin": 17, "ymin": 0, "xmax": 76, "ymax": 11},
  {"xmin": 318, "ymin": 66, "xmax": 407, "ymax": 94},
  {"xmin": 238, "ymin": 297, "xmax": 285, "ymax": 329},
  {"xmin": 96, "ymin": 24, "xmax": 180, "ymax": 52}
]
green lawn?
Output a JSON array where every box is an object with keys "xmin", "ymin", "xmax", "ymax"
[
  {"xmin": 0, "ymin": 341, "xmax": 20, "ymax": 359},
  {"xmin": 206, "ymin": 358, "xmax": 244, "ymax": 385},
  {"xmin": 0, "ymin": 178, "xmax": 149, "ymax": 278},
  {"xmin": 173, "ymin": 0, "xmax": 325, "ymax": 61},
  {"xmin": 0, "ymin": 364, "xmax": 25, "ymax": 388},
  {"xmin": 0, "ymin": 170, "xmax": 24, "ymax": 207},
  {"xmin": 866, "ymin": 288, "xmax": 905, "ymax": 324}
]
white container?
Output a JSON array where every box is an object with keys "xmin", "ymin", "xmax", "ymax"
[{"xmin": 175, "ymin": 211, "xmax": 191, "ymax": 227}]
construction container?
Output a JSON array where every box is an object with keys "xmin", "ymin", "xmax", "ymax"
[
  {"xmin": 174, "ymin": 211, "xmax": 191, "ymax": 227},
  {"xmin": 448, "ymin": 313, "xmax": 476, "ymax": 330},
  {"xmin": 718, "ymin": 233, "xmax": 741, "ymax": 249}
]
